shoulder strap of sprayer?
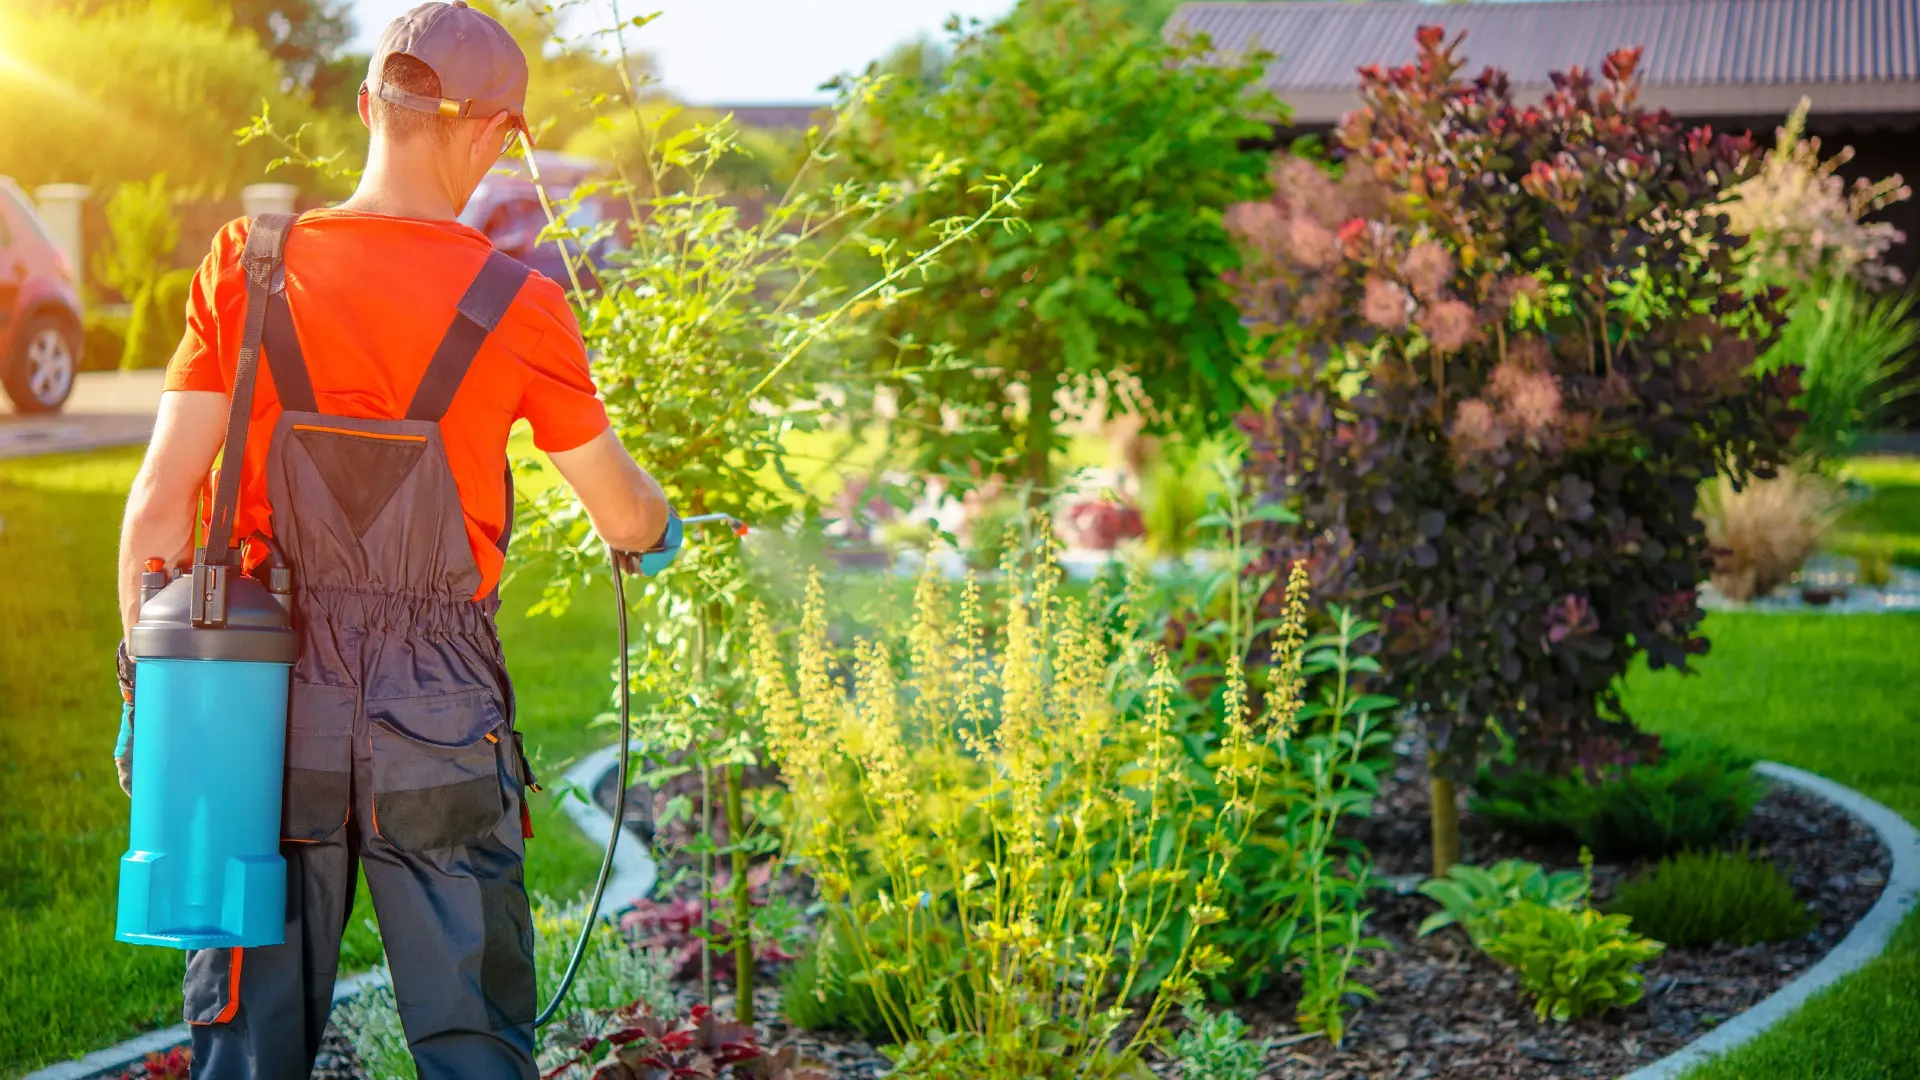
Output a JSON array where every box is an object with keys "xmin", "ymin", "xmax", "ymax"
[{"xmin": 191, "ymin": 212, "xmax": 299, "ymax": 628}]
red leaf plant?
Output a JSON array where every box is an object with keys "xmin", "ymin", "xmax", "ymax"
[
  {"xmin": 543, "ymin": 1003, "xmax": 827, "ymax": 1080},
  {"xmin": 1226, "ymin": 27, "xmax": 1801, "ymax": 778}
]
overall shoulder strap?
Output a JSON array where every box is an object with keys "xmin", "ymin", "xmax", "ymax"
[
  {"xmin": 405, "ymin": 250, "xmax": 532, "ymax": 423},
  {"xmin": 203, "ymin": 212, "xmax": 299, "ymax": 562},
  {"xmin": 263, "ymin": 257, "xmax": 317, "ymax": 414}
]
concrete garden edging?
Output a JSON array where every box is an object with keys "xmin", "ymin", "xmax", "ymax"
[
  {"xmin": 1616, "ymin": 761, "xmax": 1920, "ymax": 1080},
  {"xmin": 24, "ymin": 746, "xmax": 655, "ymax": 1080}
]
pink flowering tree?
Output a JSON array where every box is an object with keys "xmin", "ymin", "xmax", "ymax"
[{"xmin": 1227, "ymin": 28, "xmax": 1802, "ymax": 872}]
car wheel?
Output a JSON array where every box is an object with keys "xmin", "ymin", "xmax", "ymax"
[{"xmin": 3, "ymin": 315, "xmax": 77, "ymax": 414}]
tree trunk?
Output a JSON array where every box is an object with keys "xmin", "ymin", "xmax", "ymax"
[
  {"xmin": 724, "ymin": 764, "xmax": 754, "ymax": 1024},
  {"xmin": 1429, "ymin": 772, "xmax": 1461, "ymax": 877}
]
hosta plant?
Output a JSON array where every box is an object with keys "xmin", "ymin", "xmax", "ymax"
[
  {"xmin": 1229, "ymin": 27, "xmax": 1801, "ymax": 814},
  {"xmin": 746, "ymin": 533, "xmax": 1319, "ymax": 1077},
  {"xmin": 1174, "ymin": 1005, "xmax": 1269, "ymax": 1080},
  {"xmin": 1478, "ymin": 899, "xmax": 1665, "ymax": 1022},
  {"xmin": 1417, "ymin": 858, "xmax": 1588, "ymax": 946}
]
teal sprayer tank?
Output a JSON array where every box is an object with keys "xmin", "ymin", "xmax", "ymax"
[{"xmin": 117, "ymin": 551, "xmax": 296, "ymax": 949}]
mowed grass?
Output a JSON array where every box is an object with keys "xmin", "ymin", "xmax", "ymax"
[
  {"xmin": 1832, "ymin": 454, "xmax": 1920, "ymax": 568},
  {"xmin": 1622, "ymin": 615, "xmax": 1920, "ymax": 1080},
  {"xmin": 0, "ymin": 447, "xmax": 607, "ymax": 1075}
]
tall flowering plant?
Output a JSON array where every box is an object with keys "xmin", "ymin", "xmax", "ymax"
[
  {"xmin": 745, "ymin": 539, "xmax": 1315, "ymax": 1077},
  {"xmin": 1227, "ymin": 29, "xmax": 1801, "ymax": 869}
]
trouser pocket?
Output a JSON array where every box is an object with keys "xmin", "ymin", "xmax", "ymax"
[
  {"xmin": 368, "ymin": 688, "xmax": 508, "ymax": 851},
  {"xmin": 284, "ymin": 682, "xmax": 356, "ymax": 843}
]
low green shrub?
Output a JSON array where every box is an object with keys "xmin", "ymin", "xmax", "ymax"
[
  {"xmin": 1472, "ymin": 742, "xmax": 1763, "ymax": 859},
  {"xmin": 80, "ymin": 309, "xmax": 127, "ymax": 373},
  {"xmin": 333, "ymin": 895, "xmax": 674, "ymax": 1079},
  {"xmin": 333, "ymin": 974, "xmax": 414, "ymax": 1080},
  {"xmin": 777, "ymin": 921, "xmax": 901, "ymax": 1041},
  {"xmin": 1478, "ymin": 900, "xmax": 1666, "ymax": 1022},
  {"xmin": 533, "ymin": 896, "xmax": 676, "ymax": 1023},
  {"xmin": 1174, "ymin": 1005, "xmax": 1268, "ymax": 1080},
  {"xmin": 1417, "ymin": 858, "xmax": 1588, "ymax": 946},
  {"xmin": 1609, "ymin": 847, "xmax": 1815, "ymax": 947}
]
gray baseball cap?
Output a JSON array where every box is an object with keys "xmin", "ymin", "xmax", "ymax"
[{"xmin": 364, "ymin": 1, "xmax": 532, "ymax": 142}]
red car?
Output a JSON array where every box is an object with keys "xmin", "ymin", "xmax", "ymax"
[{"xmin": 0, "ymin": 176, "xmax": 84, "ymax": 414}]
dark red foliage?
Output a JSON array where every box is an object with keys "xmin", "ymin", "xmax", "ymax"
[
  {"xmin": 1227, "ymin": 28, "xmax": 1800, "ymax": 778},
  {"xmin": 546, "ymin": 1003, "xmax": 827, "ymax": 1080},
  {"xmin": 619, "ymin": 864, "xmax": 794, "ymax": 980},
  {"xmin": 120, "ymin": 1048, "xmax": 191, "ymax": 1080}
]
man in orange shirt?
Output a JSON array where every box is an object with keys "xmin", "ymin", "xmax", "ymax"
[{"xmin": 114, "ymin": 4, "xmax": 672, "ymax": 1077}]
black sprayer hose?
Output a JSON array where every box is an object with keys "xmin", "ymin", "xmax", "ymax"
[
  {"xmin": 532, "ymin": 551, "xmax": 634, "ymax": 1028},
  {"xmin": 530, "ymin": 514, "xmax": 744, "ymax": 1028}
]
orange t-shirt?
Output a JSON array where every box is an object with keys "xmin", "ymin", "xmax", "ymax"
[{"xmin": 166, "ymin": 210, "xmax": 609, "ymax": 598}]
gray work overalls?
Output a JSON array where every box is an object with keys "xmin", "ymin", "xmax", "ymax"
[{"xmin": 185, "ymin": 216, "xmax": 540, "ymax": 1080}]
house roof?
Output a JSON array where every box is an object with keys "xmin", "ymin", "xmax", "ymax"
[{"xmin": 1166, "ymin": 0, "xmax": 1920, "ymax": 127}]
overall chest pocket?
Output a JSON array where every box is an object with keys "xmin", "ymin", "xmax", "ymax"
[{"xmin": 368, "ymin": 688, "xmax": 508, "ymax": 851}]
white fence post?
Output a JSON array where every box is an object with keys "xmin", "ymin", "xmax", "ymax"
[{"xmin": 239, "ymin": 183, "xmax": 299, "ymax": 219}]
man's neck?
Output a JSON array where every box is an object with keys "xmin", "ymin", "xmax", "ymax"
[{"xmin": 337, "ymin": 145, "xmax": 461, "ymax": 221}]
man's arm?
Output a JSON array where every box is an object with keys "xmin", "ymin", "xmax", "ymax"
[
  {"xmin": 118, "ymin": 391, "xmax": 228, "ymax": 633},
  {"xmin": 546, "ymin": 428, "xmax": 670, "ymax": 553}
]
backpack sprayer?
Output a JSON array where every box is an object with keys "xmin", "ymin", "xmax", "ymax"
[{"xmin": 116, "ymin": 508, "xmax": 749, "ymax": 1027}]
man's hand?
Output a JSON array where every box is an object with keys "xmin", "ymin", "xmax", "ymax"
[
  {"xmin": 116, "ymin": 642, "xmax": 136, "ymax": 796},
  {"xmin": 613, "ymin": 511, "xmax": 683, "ymax": 577}
]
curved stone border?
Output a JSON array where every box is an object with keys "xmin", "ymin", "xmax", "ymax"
[
  {"xmin": 25, "ymin": 746, "xmax": 654, "ymax": 1080},
  {"xmin": 1617, "ymin": 761, "xmax": 1920, "ymax": 1080},
  {"xmin": 556, "ymin": 743, "xmax": 659, "ymax": 908}
]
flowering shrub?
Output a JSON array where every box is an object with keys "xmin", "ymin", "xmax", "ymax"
[
  {"xmin": 1721, "ymin": 97, "xmax": 1910, "ymax": 293},
  {"xmin": 746, "ymin": 536, "xmax": 1318, "ymax": 1077},
  {"xmin": 1228, "ymin": 28, "xmax": 1801, "ymax": 786}
]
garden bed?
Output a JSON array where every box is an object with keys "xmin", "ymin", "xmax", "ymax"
[
  {"xmin": 559, "ymin": 740, "xmax": 1893, "ymax": 1080},
  {"xmin": 1234, "ymin": 744, "xmax": 1892, "ymax": 1080},
  {"xmin": 111, "ymin": 744, "xmax": 1891, "ymax": 1080}
]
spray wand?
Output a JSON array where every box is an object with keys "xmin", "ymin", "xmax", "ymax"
[{"xmin": 534, "ymin": 512, "xmax": 748, "ymax": 1028}]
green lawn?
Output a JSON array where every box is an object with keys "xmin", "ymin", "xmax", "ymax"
[
  {"xmin": 1621, "ymin": 616, "xmax": 1920, "ymax": 1080},
  {"xmin": 1833, "ymin": 454, "xmax": 1920, "ymax": 568},
  {"xmin": 0, "ymin": 447, "xmax": 607, "ymax": 1076}
]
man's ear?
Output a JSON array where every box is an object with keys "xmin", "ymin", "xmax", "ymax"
[
  {"xmin": 357, "ymin": 86, "xmax": 374, "ymax": 131},
  {"xmin": 474, "ymin": 111, "xmax": 515, "ymax": 165}
]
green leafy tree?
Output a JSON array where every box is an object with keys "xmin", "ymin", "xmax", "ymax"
[
  {"xmin": 0, "ymin": 4, "xmax": 312, "ymax": 194},
  {"xmin": 836, "ymin": 0, "xmax": 1277, "ymax": 491},
  {"xmin": 92, "ymin": 175, "xmax": 192, "ymax": 370},
  {"xmin": 45, "ymin": 0, "xmax": 353, "ymax": 92}
]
